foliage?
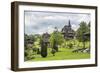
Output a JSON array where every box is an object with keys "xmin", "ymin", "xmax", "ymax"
[
  {"xmin": 24, "ymin": 34, "xmax": 41, "ymax": 60},
  {"xmin": 88, "ymin": 22, "xmax": 90, "ymax": 33},
  {"xmin": 76, "ymin": 21, "xmax": 90, "ymax": 42},
  {"xmin": 25, "ymin": 48, "xmax": 35, "ymax": 61},
  {"xmin": 40, "ymin": 40, "xmax": 48, "ymax": 58},
  {"xmin": 67, "ymin": 42, "xmax": 73, "ymax": 49},
  {"xmin": 51, "ymin": 49, "xmax": 56, "ymax": 56},
  {"xmin": 24, "ymin": 34, "xmax": 35, "ymax": 48},
  {"xmin": 53, "ymin": 39, "xmax": 58, "ymax": 51},
  {"xmin": 49, "ymin": 31, "xmax": 64, "ymax": 48}
]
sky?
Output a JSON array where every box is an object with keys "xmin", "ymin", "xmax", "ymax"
[{"xmin": 24, "ymin": 11, "xmax": 90, "ymax": 35}]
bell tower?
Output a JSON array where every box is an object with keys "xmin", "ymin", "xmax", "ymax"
[{"xmin": 68, "ymin": 20, "xmax": 71, "ymax": 27}]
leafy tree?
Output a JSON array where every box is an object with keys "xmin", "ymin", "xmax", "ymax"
[
  {"xmin": 34, "ymin": 34, "xmax": 41, "ymax": 41},
  {"xmin": 87, "ymin": 22, "xmax": 90, "ymax": 34},
  {"xmin": 76, "ymin": 21, "xmax": 89, "ymax": 42},
  {"xmin": 49, "ymin": 31, "xmax": 64, "ymax": 51},
  {"xmin": 25, "ymin": 48, "xmax": 35, "ymax": 61},
  {"xmin": 24, "ymin": 34, "xmax": 35, "ymax": 47},
  {"xmin": 67, "ymin": 42, "xmax": 73, "ymax": 49},
  {"xmin": 76, "ymin": 21, "xmax": 90, "ymax": 49},
  {"xmin": 24, "ymin": 34, "xmax": 36, "ymax": 60},
  {"xmin": 24, "ymin": 34, "xmax": 28, "ymax": 48}
]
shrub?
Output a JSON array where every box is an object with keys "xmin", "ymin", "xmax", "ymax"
[
  {"xmin": 40, "ymin": 41, "xmax": 48, "ymax": 58},
  {"xmin": 24, "ymin": 48, "xmax": 35, "ymax": 61},
  {"xmin": 67, "ymin": 43, "xmax": 73, "ymax": 49}
]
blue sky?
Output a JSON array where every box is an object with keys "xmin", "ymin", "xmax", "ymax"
[{"xmin": 24, "ymin": 11, "xmax": 90, "ymax": 35}]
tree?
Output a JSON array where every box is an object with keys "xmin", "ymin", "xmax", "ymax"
[
  {"xmin": 24, "ymin": 34, "xmax": 28, "ymax": 48},
  {"xmin": 24, "ymin": 34, "xmax": 35, "ymax": 47},
  {"xmin": 88, "ymin": 22, "xmax": 90, "ymax": 32},
  {"xmin": 40, "ymin": 39, "xmax": 48, "ymax": 58},
  {"xmin": 50, "ymin": 31, "xmax": 64, "ymax": 51},
  {"xmin": 76, "ymin": 21, "xmax": 90, "ymax": 49},
  {"xmin": 24, "ymin": 34, "xmax": 36, "ymax": 60},
  {"xmin": 76, "ymin": 21, "xmax": 89, "ymax": 42},
  {"xmin": 25, "ymin": 48, "xmax": 35, "ymax": 61},
  {"xmin": 87, "ymin": 22, "xmax": 90, "ymax": 37}
]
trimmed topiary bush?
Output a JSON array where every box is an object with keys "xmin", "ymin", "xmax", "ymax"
[
  {"xmin": 53, "ymin": 39, "xmax": 58, "ymax": 52},
  {"xmin": 40, "ymin": 40, "xmax": 48, "ymax": 58}
]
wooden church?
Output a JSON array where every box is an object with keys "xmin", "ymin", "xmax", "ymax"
[{"xmin": 61, "ymin": 20, "xmax": 75, "ymax": 40}]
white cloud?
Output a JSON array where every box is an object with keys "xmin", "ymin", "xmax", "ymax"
[{"xmin": 24, "ymin": 11, "xmax": 90, "ymax": 35}]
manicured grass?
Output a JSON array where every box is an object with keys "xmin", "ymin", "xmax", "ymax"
[{"xmin": 27, "ymin": 48, "xmax": 90, "ymax": 62}]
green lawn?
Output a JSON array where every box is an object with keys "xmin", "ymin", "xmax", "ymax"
[{"xmin": 26, "ymin": 48, "xmax": 90, "ymax": 62}]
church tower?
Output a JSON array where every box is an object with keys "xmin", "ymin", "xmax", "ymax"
[
  {"xmin": 61, "ymin": 20, "xmax": 75, "ymax": 40},
  {"xmin": 68, "ymin": 20, "xmax": 71, "ymax": 28}
]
